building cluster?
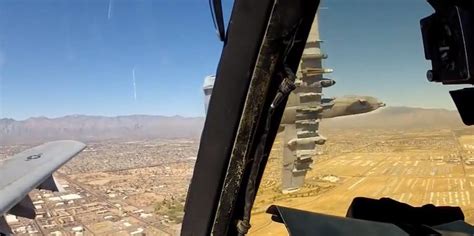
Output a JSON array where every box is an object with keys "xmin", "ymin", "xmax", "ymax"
[
  {"xmin": 1, "ymin": 139, "xmax": 198, "ymax": 235},
  {"xmin": 3, "ymin": 130, "xmax": 474, "ymax": 235},
  {"xmin": 5, "ymin": 176, "xmax": 174, "ymax": 235},
  {"xmin": 63, "ymin": 139, "xmax": 199, "ymax": 174}
]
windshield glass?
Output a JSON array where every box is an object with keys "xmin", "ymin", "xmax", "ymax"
[{"xmin": 0, "ymin": 0, "xmax": 472, "ymax": 235}]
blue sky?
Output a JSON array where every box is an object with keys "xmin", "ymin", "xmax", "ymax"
[{"xmin": 0, "ymin": 0, "xmax": 461, "ymax": 120}]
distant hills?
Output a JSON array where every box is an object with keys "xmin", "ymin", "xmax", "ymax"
[
  {"xmin": 0, "ymin": 115, "xmax": 205, "ymax": 145},
  {"xmin": 0, "ymin": 107, "xmax": 468, "ymax": 145},
  {"xmin": 321, "ymin": 106, "xmax": 465, "ymax": 130}
]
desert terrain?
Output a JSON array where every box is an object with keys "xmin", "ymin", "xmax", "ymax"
[
  {"xmin": 250, "ymin": 127, "xmax": 474, "ymax": 235},
  {"xmin": 1, "ymin": 107, "xmax": 474, "ymax": 235}
]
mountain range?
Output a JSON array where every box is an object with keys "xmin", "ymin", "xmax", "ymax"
[
  {"xmin": 0, "ymin": 107, "xmax": 467, "ymax": 145},
  {"xmin": 0, "ymin": 115, "xmax": 205, "ymax": 145}
]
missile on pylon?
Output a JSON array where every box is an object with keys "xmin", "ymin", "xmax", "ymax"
[
  {"xmin": 319, "ymin": 78, "xmax": 336, "ymax": 88},
  {"xmin": 301, "ymin": 52, "xmax": 328, "ymax": 60},
  {"xmin": 301, "ymin": 67, "xmax": 334, "ymax": 76},
  {"xmin": 295, "ymin": 78, "xmax": 335, "ymax": 88}
]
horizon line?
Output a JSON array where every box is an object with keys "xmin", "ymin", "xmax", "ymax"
[
  {"xmin": 0, "ymin": 105, "xmax": 458, "ymax": 121},
  {"xmin": 0, "ymin": 113, "xmax": 206, "ymax": 122}
]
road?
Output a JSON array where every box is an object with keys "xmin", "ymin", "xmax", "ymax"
[{"xmin": 57, "ymin": 173, "xmax": 174, "ymax": 235}]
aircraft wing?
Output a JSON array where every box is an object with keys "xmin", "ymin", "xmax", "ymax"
[
  {"xmin": 0, "ymin": 140, "xmax": 86, "ymax": 234},
  {"xmin": 281, "ymin": 13, "xmax": 332, "ymax": 193},
  {"xmin": 198, "ymin": 15, "xmax": 332, "ymax": 194}
]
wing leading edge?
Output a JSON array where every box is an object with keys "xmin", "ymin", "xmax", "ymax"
[
  {"xmin": 0, "ymin": 140, "xmax": 86, "ymax": 234},
  {"xmin": 281, "ymin": 13, "xmax": 332, "ymax": 193}
]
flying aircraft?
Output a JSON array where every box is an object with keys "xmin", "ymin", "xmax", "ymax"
[
  {"xmin": 277, "ymin": 14, "xmax": 385, "ymax": 193},
  {"xmin": 0, "ymin": 140, "xmax": 86, "ymax": 235},
  {"xmin": 202, "ymin": 15, "xmax": 385, "ymax": 194},
  {"xmin": 281, "ymin": 95, "xmax": 385, "ymax": 123}
]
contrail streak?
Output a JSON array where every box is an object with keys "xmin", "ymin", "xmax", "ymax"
[
  {"xmin": 132, "ymin": 67, "xmax": 137, "ymax": 101},
  {"xmin": 107, "ymin": 0, "xmax": 113, "ymax": 20}
]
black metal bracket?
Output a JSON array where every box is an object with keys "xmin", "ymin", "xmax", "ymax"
[{"xmin": 450, "ymin": 87, "xmax": 474, "ymax": 125}]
